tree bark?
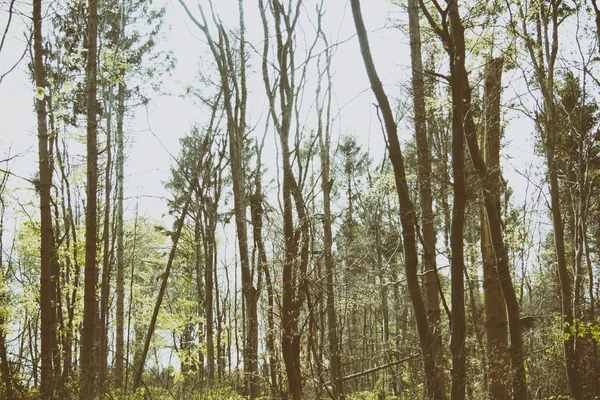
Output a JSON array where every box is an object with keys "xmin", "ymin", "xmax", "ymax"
[
  {"xmin": 407, "ymin": 0, "xmax": 447, "ymax": 397},
  {"xmin": 350, "ymin": 1, "xmax": 445, "ymax": 398},
  {"xmin": 518, "ymin": 2, "xmax": 578, "ymax": 397},
  {"xmin": 34, "ymin": 0, "xmax": 56, "ymax": 397},
  {"xmin": 481, "ymin": 57, "xmax": 510, "ymax": 400},
  {"xmin": 204, "ymin": 207, "xmax": 215, "ymax": 385},
  {"xmin": 249, "ymin": 142, "xmax": 278, "ymax": 395},
  {"xmin": 99, "ymin": 78, "xmax": 113, "ymax": 397},
  {"xmin": 318, "ymin": 72, "xmax": 343, "ymax": 399},
  {"xmin": 257, "ymin": 1, "xmax": 310, "ymax": 398},
  {"xmin": 418, "ymin": 1, "xmax": 528, "ymax": 397},
  {"xmin": 133, "ymin": 198, "xmax": 190, "ymax": 390},
  {"xmin": 0, "ymin": 177, "xmax": 14, "ymax": 400},
  {"xmin": 114, "ymin": 79, "xmax": 126, "ymax": 389},
  {"xmin": 81, "ymin": 0, "xmax": 99, "ymax": 397}
]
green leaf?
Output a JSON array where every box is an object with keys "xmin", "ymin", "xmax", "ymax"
[{"xmin": 36, "ymin": 87, "xmax": 46, "ymax": 100}]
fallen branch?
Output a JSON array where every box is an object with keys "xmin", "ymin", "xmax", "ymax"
[{"xmin": 325, "ymin": 353, "xmax": 420, "ymax": 386}]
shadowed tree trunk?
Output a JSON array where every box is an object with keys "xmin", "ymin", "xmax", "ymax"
[
  {"xmin": 517, "ymin": 1, "xmax": 578, "ymax": 397},
  {"xmin": 481, "ymin": 57, "xmax": 510, "ymax": 400},
  {"xmin": 258, "ymin": 1, "xmax": 311, "ymax": 398},
  {"xmin": 418, "ymin": 1, "xmax": 528, "ymax": 397},
  {"xmin": 81, "ymin": 0, "xmax": 99, "ymax": 397},
  {"xmin": 133, "ymin": 198, "xmax": 191, "ymax": 390},
  {"xmin": 350, "ymin": 1, "xmax": 446, "ymax": 398},
  {"xmin": 317, "ymin": 47, "xmax": 343, "ymax": 399},
  {"xmin": 250, "ymin": 140, "xmax": 278, "ymax": 395},
  {"xmin": 114, "ymin": 78, "xmax": 126, "ymax": 389},
  {"xmin": 0, "ymin": 171, "xmax": 14, "ymax": 400},
  {"xmin": 34, "ymin": 0, "xmax": 56, "ymax": 397},
  {"xmin": 407, "ymin": 0, "xmax": 447, "ymax": 396}
]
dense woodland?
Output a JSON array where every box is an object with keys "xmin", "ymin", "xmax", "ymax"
[{"xmin": 1, "ymin": 0, "xmax": 600, "ymax": 399}]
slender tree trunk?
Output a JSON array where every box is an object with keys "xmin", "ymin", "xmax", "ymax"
[
  {"xmin": 519, "ymin": 2, "xmax": 577, "ymax": 396},
  {"xmin": 99, "ymin": 79, "xmax": 113, "ymax": 396},
  {"xmin": 194, "ymin": 216, "xmax": 205, "ymax": 387},
  {"xmin": 205, "ymin": 211, "xmax": 215, "ymax": 385},
  {"xmin": 250, "ymin": 143, "xmax": 278, "ymax": 395},
  {"xmin": 257, "ymin": 1, "xmax": 309, "ymax": 398},
  {"xmin": 481, "ymin": 57, "xmax": 509, "ymax": 400},
  {"xmin": 350, "ymin": 2, "xmax": 445, "ymax": 398},
  {"xmin": 114, "ymin": 79, "xmax": 126, "ymax": 389},
  {"xmin": 583, "ymin": 217, "xmax": 598, "ymax": 397},
  {"xmin": 0, "ymin": 181, "xmax": 14, "ymax": 400},
  {"xmin": 176, "ymin": 1, "xmax": 260, "ymax": 395},
  {"xmin": 407, "ymin": 0, "xmax": 447, "ymax": 397},
  {"xmin": 317, "ymin": 50, "xmax": 343, "ymax": 399},
  {"xmin": 34, "ymin": 0, "xmax": 56, "ymax": 397},
  {"xmin": 81, "ymin": 0, "xmax": 99, "ymax": 397},
  {"xmin": 133, "ymin": 198, "xmax": 190, "ymax": 390},
  {"xmin": 442, "ymin": 4, "xmax": 469, "ymax": 398},
  {"xmin": 56, "ymin": 142, "xmax": 79, "ymax": 382}
]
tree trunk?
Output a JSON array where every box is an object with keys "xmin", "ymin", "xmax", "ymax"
[
  {"xmin": 257, "ymin": 1, "xmax": 310, "ymax": 398},
  {"xmin": 176, "ymin": 1, "xmax": 260, "ymax": 394},
  {"xmin": 418, "ymin": 1, "xmax": 529, "ymax": 397},
  {"xmin": 99, "ymin": 77, "xmax": 113, "ymax": 396},
  {"xmin": 34, "ymin": 0, "xmax": 56, "ymax": 397},
  {"xmin": 194, "ymin": 216, "xmax": 205, "ymax": 387},
  {"xmin": 81, "ymin": 0, "xmax": 99, "ymax": 397},
  {"xmin": 0, "ymin": 178, "xmax": 14, "ymax": 400},
  {"xmin": 407, "ymin": 0, "xmax": 447, "ymax": 397},
  {"xmin": 205, "ymin": 211, "xmax": 215, "ymax": 385},
  {"xmin": 114, "ymin": 79, "xmax": 126, "ymax": 389},
  {"xmin": 350, "ymin": 2, "xmax": 445, "ymax": 398},
  {"xmin": 317, "ymin": 50, "xmax": 343, "ymax": 399},
  {"xmin": 519, "ymin": 2, "xmax": 578, "ymax": 397},
  {"xmin": 481, "ymin": 57, "xmax": 509, "ymax": 400},
  {"xmin": 55, "ymin": 142, "xmax": 79, "ymax": 383},
  {"xmin": 133, "ymin": 198, "xmax": 190, "ymax": 390},
  {"xmin": 250, "ymin": 143, "xmax": 278, "ymax": 395}
]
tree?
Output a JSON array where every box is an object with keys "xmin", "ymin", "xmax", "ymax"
[
  {"xmin": 80, "ymin": 0, "xmax": 99, "ymax": 397},
  {"xmin": 177, "ymin": 1, "xmax": 260, "ymax": 395},
  {"xmin": 258, "ymin": 1, "xmax": 315, "ymax": 396},
  {"xmin": 0, "ymin": 162, "xmax": 14, "ymax": 400},
  {"xmin": 33, "ymin": 0, "xmax": 57, "ymax": 398},
  {"xmin": 418, "ymin": 1, "xmax": 528, "ymax": 397},
  {"xmin": 481, "ymin": 57, "xmax": 510, "ymax": 400},
  {"xmin": 350, "ymin": 1, "xmax": 446, "ymax": 398},
  {"xmin": 513, "ymin": 1, "xmax": 579, "ymax": 397},
  {"xmin": 316, "ymin": 36, "xmax": 343, "ymax": 399},
  {"xmin": 407, "ymin": 0, "xmax": 447, "ymax": 396}
]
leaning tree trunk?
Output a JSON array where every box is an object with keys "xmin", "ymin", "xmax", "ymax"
[{"xmin": 350, "ymin": 1, "xmax": 446, "ymax": 398}]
